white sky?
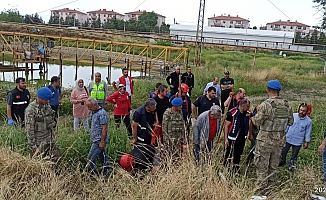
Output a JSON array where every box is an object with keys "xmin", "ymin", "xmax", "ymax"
[{"xmin": 1, "ymin": 0, "xmax": 322, "ymax": 28}]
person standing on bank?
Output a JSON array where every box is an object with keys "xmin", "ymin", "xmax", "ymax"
[
  {"xmin": 48, "ymin": 76, "xmax": 62, "ymax": 122},
  {"xmin": 279, "ymin": 103, "xmax": 312, "ymax": 171},
  {"xmin": 7, "ymin": 77, "xmax": 30, "ymax": 127},
  {"xmin": 166, "ymin": 65, "xmax": 181, "ymax": 96},
  {"xmin": 106, "ymin": 84, "xmax": 132, "ymax": 137},
  {"xmin": 86, "ymin": 97, "xmax": 110, "ymax": 176},
  {"xmin": 25, "ymin": 87, "xmax": 60, "ymax": 162},
  {"xmin": 112, "ymin": 68, "xmax": 134, "ymax": 104},
  {"xmin": 181, "ymin": 67, "xmax": 194, "ymax": 97},
  {"xmin": 193, "ymin": 87, "xmax": 220, "ymax": 119},
  {"xmin": 70, "ymin": 79, "xmax": 90, "ymax": 132},
  {"xmin": 193, "ymin": 105, "xmax": 222, "ymax": 164},
  {"xmin": 88, "ymin": 72, "xmax": 108, "ymax": 108},
  {"xmin": 251, "ymin": 80, "xmax": 293, "ymax": 194},
  {"xmin": 220, "ymin": 71, "xmax": 234, "ymax": 113}
]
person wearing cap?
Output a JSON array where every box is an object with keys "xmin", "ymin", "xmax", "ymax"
[
  {"xmin": 112, "ymin": 68, "xmax": 134, "ymax": 104},
  {"xmin": 166, "ymin": 65, "xmax": 181, "ymax": 96},
  {"xmin": 162, "ymin": 97, "xmax": 185, "ymax": 158},
  {"xmin": 25, "ymin": 87, "xmax": 60, "ymax": 162},
  {"xmin": 193, "ymin": 105, "xmax": 222, "ymax": 164},
  {"xmin": 106, "ymin": 84, "xmax": 132, "ymax": 137},
  {"xmin": 193, "ymin": 86, "xmax": 220, "ymax": 119},
  {"xmin": 181, "ymin": 67, "xmax": 195, "ymax": 97},
  {"xmin": 6, "ymin": 77, "xmax": 31, "ymax": 127},
  {"xmin": 86, "ymin": 97, "xmax": 110, "ymax": 176},
  {"xmin": 220, "ymin": 71, "xmax": 234, "ymax": 113},
  {"xmin": 47, "ymin": 76, "xmax": 62, "ymax": 124},
  {"xmin": 251, "ymin": 80, "xmax": 293, "ymax": 194},
  {"xmin": 279, "ymin": 103, "xmax": 312, "ymax": 172},
  {"xmin": 224, "ymin": 88, "xmax": 246, "ymax": 111},
  {"xmin": 223, "ymin": 98, "xmax": 251, "ymax": 174},
  {"xmin": 203, "ymin": 77, "xmax": 221, "ymax": 100},
  {"xmin": 170, "ymin": 83, "xmax": 192, "ymax": 139},
  {"xmin": 88, "ymin": 72, "xmax": 108, "ymax": 108},
  {"xmin": 131, "ymin": 98, "xmax": 158, "ymax": 146}
]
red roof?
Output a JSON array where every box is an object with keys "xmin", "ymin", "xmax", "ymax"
[
  {"xmin": 51, "ymin": 8, "xmax": 86, "ymax": 15},
  {"xmin": 266, "ymin": 20, "xmax": 310, "ymax": 27},
  {"xmin": 125, "ymin": 10, "xmax": 165, "ymax": 18},
  {"xmin": 87, "ymin": 9, "xmax": 124, "ymax": 16},
  {"xmin": 208, "ymin": 15, "xmax": 249, "ymax": 22}
]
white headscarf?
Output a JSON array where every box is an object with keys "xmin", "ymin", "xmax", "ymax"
[{"xmin": 76, "ymin": 79, "xmax": 84, "ymax": 91}]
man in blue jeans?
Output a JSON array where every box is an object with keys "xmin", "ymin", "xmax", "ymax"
[
  {"xmin": 86, "ymin": 97, "xmax": 110, "ymax": 176},
  {"xmin": 318, "ymin": 131, "xmax": 326, "ymax": 181}
]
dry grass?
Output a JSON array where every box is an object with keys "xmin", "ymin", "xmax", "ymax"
[
  {"xmin": 0, "ymin": 146, "xmax": 322, "ymax": 200},
  {"xmin": 244, "ymin": 67, "xmax": 285, "ymax": 82}
]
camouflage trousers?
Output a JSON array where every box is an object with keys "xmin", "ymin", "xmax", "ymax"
[
  {"xmin": 254, "ymin": 140, "xmax": 282, "ymax": 189},
  {"xmin": 32, "ymin": 142, "xmax": 60, "ymax": 163}
]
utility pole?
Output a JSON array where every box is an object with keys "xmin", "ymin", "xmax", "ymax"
[{"xmin": 195, "ymin": 0, "xmax": 205, "ymax": 67}]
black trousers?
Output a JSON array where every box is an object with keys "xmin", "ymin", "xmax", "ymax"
[
  {"xmin": 221, "ymin": 91, "xmax": 230, "ymax": 113},
  {"xmin": 224, "ymin": 137, "xmax": 246, "ymax": 168},
  {"xmin": 114, "ymin": 115, "xmax": 132, "ymax": 136},
  {"xmin": 280, "ymin": 142, "xmax": 302, "ymax": 166}
]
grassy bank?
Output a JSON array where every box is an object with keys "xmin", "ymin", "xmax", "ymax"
[{"xmin": 0, "ymin": 48, "xmax": 326, "ymax": 199}]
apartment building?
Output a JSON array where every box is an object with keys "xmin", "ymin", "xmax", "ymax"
[
  {"xmin": 266, "ymin": 20, "xmax": 310, "ymax": 36},
  {"xmin": 87, "ymin": 9, "xmax": 124, "ymax": 24},
  {"xmin": 124, "ymin": 10, "xmax": 166, "ymax": 26},
  {"xmin": 50, "ymin": 8, "xmax": 87, "ymax": 24},
  {"xmin": 208, "ymin": 14, "xmax": 250, "ymax": 29}
]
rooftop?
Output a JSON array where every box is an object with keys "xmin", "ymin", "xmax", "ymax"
[
  {"xmin": 266, "ymin": 20, "xmax": 310, "ymax": 27},
  {"xmin": 87, "ymin": 9, "xmax": 124, "ymax": 16},
  {"xmin": 125, "ymin": 10, "xmax": 165, "ymax": 18},
  {"xmin": 51, "ymin": 8, "xmax": 86, "ymax": 15},
  {"xmin": 208, "ymin": 14, "xmax": 250, "ymax": 22}
]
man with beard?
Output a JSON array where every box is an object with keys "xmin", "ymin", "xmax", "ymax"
[{"xmin": 113, "ymin": 68, "xmax": 134, "ymax": 104}]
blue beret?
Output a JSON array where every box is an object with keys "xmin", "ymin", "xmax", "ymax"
[
  {"xmin": 267, "ymin": 80, "xmax": 282, "ymax": 91},
  {"xmin": 37, "ymin": 87, "xmax": 53, "ymax": 100},
  {"xmin": 171, "ymin": 98, "xmax": 183, "ymax": 107}
]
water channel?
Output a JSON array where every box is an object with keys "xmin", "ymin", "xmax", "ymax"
[{"xmin": 1, "ymin": 62, "xmax": 141, "ymax": 88}]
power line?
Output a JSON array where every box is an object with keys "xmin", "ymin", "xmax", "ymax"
[
  {"xmin": 38, "ymin": 0, "xmax": 80, "ymax": 14},
  {"xmin": 133, "ymin": 0, "xmax": 147, "ymax": 11},
  {"xmin": 266, "ymin": 0, "xmax": 292, "ymax": 20}
]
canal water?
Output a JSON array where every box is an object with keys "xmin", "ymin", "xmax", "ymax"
[{"xmin": 0, "ymin": 62, "xmax": 141, "ymax": 88}]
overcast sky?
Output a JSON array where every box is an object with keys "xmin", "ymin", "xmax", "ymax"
[{"xmin": 1, "ymin": 0, "xmax": 322, "ymax": 28}]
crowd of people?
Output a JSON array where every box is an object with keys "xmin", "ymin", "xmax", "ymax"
[{"xmin": 5, "ymin": 66, "xmax": 319, "ymax": 195}]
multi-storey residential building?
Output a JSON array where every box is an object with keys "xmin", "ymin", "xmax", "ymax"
[
  {"xmin": 266, "ymin": 20, "xmax": 310, "ymax": 36},
  {"xmin": 87, "ymin": 9, "xmax": 124, "ymax": 24},
  {"xmin": 208, "ymin": 14, "xmax": 250, "ymax": 29},
  {"xmin": 124, "ymin": 10, "xmax": 166, "ymax": 26},
  {"xmin": 50, "ymin": 8, "xmax": 87, "ymax": 24}
]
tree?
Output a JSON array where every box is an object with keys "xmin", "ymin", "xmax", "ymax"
[
  {"xmin": 313, "ymin": 0, "xmax": 326, "ymax": 28},
  {"xmin": 137, "ymin": 12, "xmax": 158, "ymax": 32},
  {"xmin": 159, "ymin": 23, "xmax": 170, "ymax": 33},
  {"xmin": 319, "ymin": 32, "xmax": 326, "ymax": 44},
  {"xmin": 32, "ymin": 13, "xmax": 43, "ymax": 24},
  {"xmin": 125, "ymin": 19, "xmax": 137, "ymax": 31},
  {"xmin": 49, "ymin": 15, "xmax": 60, "ymax": 25},
  {"xmin": 91, "ymin": 18, "xmax": 101, "ymax": 28},
  {"xmin": 0, "ymin": 9, "xmax": 22, "ymax": 22},
  {"xmin": 310, "ymin": 29, "xmax": 318, "ymax": 44},
  {"xmin": 294, "ymin": 32, "xmax": 303, "ymax": 43},
  {"xmin": 82, "ymin": 19, "xmax": 90, "ymax": 27}
]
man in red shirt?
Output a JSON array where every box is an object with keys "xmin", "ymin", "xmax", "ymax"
[
  {"xmin": 107, "ymin": 84, "xmax": 132, "ymax": 136},
  {"xmin": 112, "ymin": 68, "xmax": 134, "ymax": 104},
  {"xmin": 224, "ymin": 88, "xmax": 246, "ymax": 111},
  {"xmin": 193, "ymin": 105, "xmax": 222, "ymax": 164}
]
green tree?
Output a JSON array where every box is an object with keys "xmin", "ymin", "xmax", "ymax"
[
  {"xmin": 91, "ymin": 18, "xmax": 101, "ymax": 28},
  {"xmin": 0, "ymin": 9, "xmax": 22, "ymax": 22},
  {"xmin": 125, "ymin": 19, "xmax": 137, "ymax": 31},
  {"xmin": 319, "ymin": 32, "xmax": 326, "ymax": 44},
  {"xmin": 32, "ymin": 13, "xmax": 43, "ymax": 24},
  {"xmin": 294, "ymin": 32, "xmax": 302, "ymax": 43},
  {"xmin": 137, "ymin": 12, "xmax": 158, "ymax": 32},
  {"xmin": 313, "ymin": 0, "xmax": 326, "ymax": 28},
  {"xmin": 310, "ymin": 29, "xmax": 318, "ymax": 44},
  {"xmin": 48, "ymin": 15, "xmax": 60, "ymax": 24},
  {"xmin": 159, "ymin": 23, "xmax": 170, "ymax": 33},
  {"xmin": 82, "ymin": 19, "xmax": 90, "ymax": 27}
]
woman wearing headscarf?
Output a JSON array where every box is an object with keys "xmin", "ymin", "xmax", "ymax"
[{"xmin": 70, "ymin": 79, "xmax": 90, "ymax": 131}]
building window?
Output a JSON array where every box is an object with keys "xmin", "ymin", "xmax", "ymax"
[
  {"xmin": 104, "ymin": 19, "xmax": 106, "ymax": 21},
  {"xmin": 104, "ymin": 14, "xmax": 106, "ymax": 17},
  {"xmin": 290, "ymin": 26, "xmax": 293, "ymax": 29},
  {"xmin": 66, "ymin": 13, "xmax": 68, "ymax": 15},
  {"xmin": 283, "ymin": 26, "xmax": 286, "ymax": 29},
  {"xmin": 270, "ymin": 25, "xmax": 273, "ymax": 28},
  {"xmin": 303, "ymin": 27, "xmax": 306, "ymax": 30},
  {"xmin": 223, "ymin": 21, "xmax": 226, "ymax": 23},
  {"xmin": 230, "ymin": 21, "xmax": 233, "ymax": 24},
  {"xmin": 298, "ymin": 26, "xmax": 302, "ymax": 29},
  {"xmin": 89, "ymin": 13, "xmax": 91, "ymax": 16},
  {"xmin": 302, "ymin": 32, "xmax": 305, "ymax": 35}
]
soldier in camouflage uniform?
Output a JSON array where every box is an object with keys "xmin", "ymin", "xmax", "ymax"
[
  {"xmin": 162, "ymin": 98, "xmax": 185, "ymax": 158},
  {"xmin": 25, "ymin": 87, "xmax": 60, "ymax": 162},
  {"xmin": 251, "ymin": 80, "xmax": 293, "ymax": 193}
]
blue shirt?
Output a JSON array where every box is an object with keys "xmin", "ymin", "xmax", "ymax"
[
  {"xmin": 48, "ymin": 84, "xmax": 61, "ymax": 106},
  {"xmin": 286, "ymin": 113, "xmax": 312, "ymax": 146},
  {"xmin": 90, "ymin": 108, "xmax": 109, "ymax": 143},
  {"xmin": 204, "ymin": 82, "xmax": 221, "ymax": 96}
]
